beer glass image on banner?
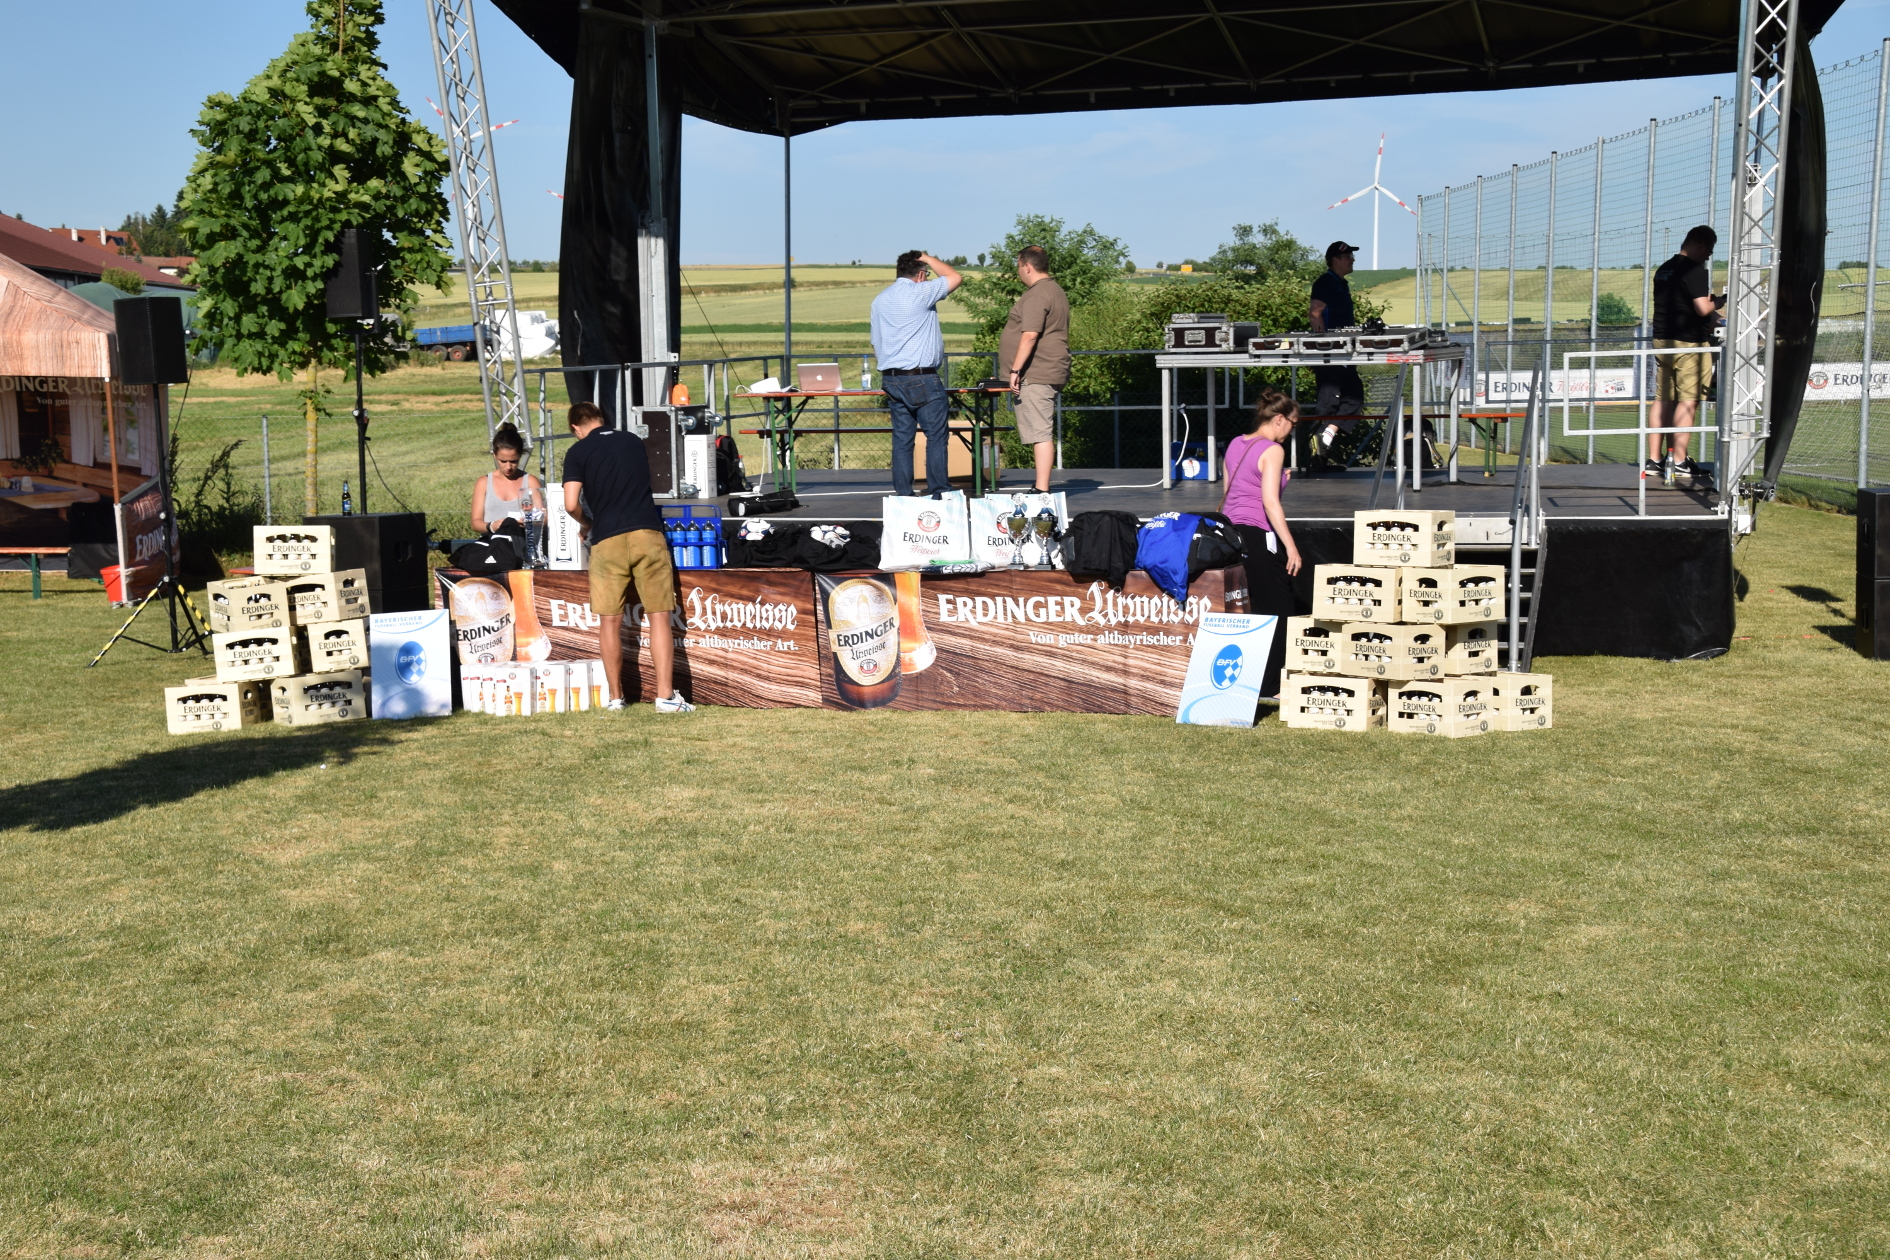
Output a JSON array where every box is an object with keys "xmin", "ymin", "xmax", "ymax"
[{"xmin": 1175, "ymin": 613, "xmax": 1277, "ymax": 727}]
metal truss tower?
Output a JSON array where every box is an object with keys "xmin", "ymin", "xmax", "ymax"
[
  {"xmin": 1722, "ymin": 0, "xmax": 1801, "ymax": 528},
  {"xmin": 425, "ymin": 0, "xmax": 528, "ymax": 440}
]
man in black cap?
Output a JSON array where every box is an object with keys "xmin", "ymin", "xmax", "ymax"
[{"xmin": 1307, "ymin": 241, "xmax": 1365, "ymax": 459}]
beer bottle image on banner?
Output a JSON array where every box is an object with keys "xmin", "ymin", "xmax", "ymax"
[
  {"xmin": 447, "ymin": 576, "xmax": 515, "ymax": 664},
  {"xmin": 508, "ymin": 569, "xmax": 551, "ymax": 661},
  {"xmin": 819, "ymin": 574, "xmax": 902, "ymax": 707},
  {"xmin": 895, "ymin": 570, "xmax": 936, "ymax": 674}
]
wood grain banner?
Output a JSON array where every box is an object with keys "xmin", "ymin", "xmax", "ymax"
[{"xmin": 813, "ymin": 567, "xmax": 1251, "ymax": 715}]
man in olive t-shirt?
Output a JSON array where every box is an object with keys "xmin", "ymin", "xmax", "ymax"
[{"xmin": 998, "ymin": 245, "xmax": 1071, "ymax": 492}]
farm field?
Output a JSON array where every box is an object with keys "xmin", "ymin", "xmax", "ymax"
[{"xmin": 1, "ymin": 502, "xmax": 1886, "ymax": 1257}]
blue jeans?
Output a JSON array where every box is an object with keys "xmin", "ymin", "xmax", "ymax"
[{"xmin": 883, "ymin": 372, "xmax": 950, "ymax": 496}]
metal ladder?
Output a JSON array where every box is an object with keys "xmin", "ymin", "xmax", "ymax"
[{"xmin": 1501, "ymin": 363, "xmax": 1547, "ymax": 672}]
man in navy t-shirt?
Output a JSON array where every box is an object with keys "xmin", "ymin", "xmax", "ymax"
[{"xmin": 1307, "ymin": 241, "xmax": 1365, "ymax": 461}]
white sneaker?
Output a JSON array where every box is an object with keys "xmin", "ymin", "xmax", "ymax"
[
  {"xmin": 654, "ymin": 691, "xmax": 695, "ymax": 714},
  {"xmin": 1318, "ymin": 426, "xmax": 1339, "ymax": 452},
  {"xmin": 602, "ymin": 698, "xmax": 627, "ymax": 712}
]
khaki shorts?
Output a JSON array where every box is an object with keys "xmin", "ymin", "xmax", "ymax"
[
  {"xmin": 1655, "ymin": 340, "xmax": 1714, "ymax": 403},
  {"xmin": 587, "ymin": 528, "xmax": 676, "ymax": 616},
  {"xmin": 1013, "ymin": 382, "xmax": 1061, "ymax": 445}
]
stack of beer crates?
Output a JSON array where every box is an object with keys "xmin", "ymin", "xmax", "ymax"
[
  {"xmin": 1279, "ymin": 509, "xmax": 1553, "ymax": 736},
  {"xmin": 163, "ymin": 525, "xmax": 371, "ymax": 734}
]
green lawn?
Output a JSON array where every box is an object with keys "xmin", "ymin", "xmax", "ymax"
[{"xmin": 2, "ymin": 504, "xmax": 1886, "ymax": 1257}]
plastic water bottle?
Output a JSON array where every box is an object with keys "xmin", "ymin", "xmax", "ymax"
[
  {"xmin": 679, "ymin": 521, "xmax": 698, "ymax": 570},
  {"xmin": 669, "ymin": 521, "xmax": 687, "ymax": 570},
  {"xmin": 702, "ymin": 520, "xmax": 721, "ymax": 569},
  {"xmin": 340, "ymin": 481, "xmax": 353, "ymax": 516},
  {"xmin": 861, "ymin": 364, "xmax": 872, "ymax": 391},
  {"xmin": 520, "ymin": 485, "xmax": 545, "ymax": 566}
]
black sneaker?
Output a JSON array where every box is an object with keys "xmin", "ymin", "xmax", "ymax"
[
  {"xmin": 1642, "ymin": 459, "xmax": 1664, "ymax": 477},
  {"xmin": 1677, "ymin": 458, "xmax": 1714, "ymax": 489}
]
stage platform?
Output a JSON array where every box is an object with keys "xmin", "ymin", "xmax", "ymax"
[{"xmin": 718, "ymin": 464, "xmax": 1721, "ymax": 522}]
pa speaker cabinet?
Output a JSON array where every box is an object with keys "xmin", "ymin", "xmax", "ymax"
[
  {"xmin": 324, "ymin": 228, "xmax": 379, "ymax": 320},
  {"xmin": 303, "ymin": 512, "xmax": 428, "ymax": 609},
  {"xmin": 116, "ymin": 295, "xmax": 189, "ymax": 385},
  {"xmin": 638, "ymin": 409, "xmax": 676, "ymax": 496},
  {"xmin": 1861, "ymin": 578, "xmax": 1890, "ymax": 661},
  {"xmin": 1860, "ymin": 487, "xmax": 1890, "ymax": 583}
]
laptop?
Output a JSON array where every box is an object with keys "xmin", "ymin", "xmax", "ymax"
[{"xmin": 795, "ymin": 362, "xmax": 843, "ymax": 393}]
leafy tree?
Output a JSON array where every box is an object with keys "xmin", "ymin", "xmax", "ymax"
[
  {"xmin": 118, "ymin": 195, "xmax": 190, "ymax": 258},
  {"xmin": 180, "ymin": 0, "xmax": 451, "ymax": 514},
  {"xmin": 955, "ymin": 213, "xmax": 1132, "ymax": 343},
  {"xmin": 1206, "ymin": 221, "xmax": 1321, "ymax": 284},
  {"xmin": 99, "ymin": 268, "xmax": 146, "ymax": 295},
  {"xmin": 1594, "ymin": 292, "xmax": 1636, "ymax": 325}
]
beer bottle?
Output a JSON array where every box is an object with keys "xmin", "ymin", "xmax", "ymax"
[
  {"xmin": 508, "ymin": 569, "xmax": 551, "ymax": 662},
  {"xmin": 895, "ymin": 570, "xmax": 936, "ymax": 674},
  {"xmin": 818, "ymin": 573, "xmax": 901, "ymax": 707}
]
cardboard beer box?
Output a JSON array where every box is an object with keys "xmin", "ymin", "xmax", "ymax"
[
  {"xmin": 1444, "ymin": 622, "xmax": 1502, "ymax": 675},
  {"xmin": 1280, "ymin": 673, "xmax": 1385, "ymax": 731},
  {"xmin": 1388, "ymin": 678, "xmax": 1495, "ymax": 738},
  {"xmin": 285, "ymin": 568, "xmax": 370, "ymax": 626},
  {"xmin": 272, "ymin": 670, "xmax": 369, "ymax": 725},
  {"xmin": 1353, "ymin": 509, "xmax": 1455, "ymax": 568},
  {"xmin": 164, "ymin": 677, "xmax": 270, "ymax": 735},
  {"xmin": 1338, "ymin": 621, "xmax": 1444, "ymax": 681},
  {"xmin": 1400, "ymin": 564, "xmax": 1506, "ymax": 625},
  {"xmin": 212, "ymin": 628, "xmax": 306, "ymax": 682},
  {"xmin": 1489, "ymin": 672, "xmax": 1554, "ymax": 730},
  {"xmin": 304, "ymin": 618, "xmax": 369, "ymax": 673},
  {"xmin": 531, "ymin": 662, "xmax": 570, "ymax": 714},
  {"xmin": 491, "ymin": 663, "xmax": 536, "ymax": 716},
  {"xmin": 566, "ymin": 659, "xmax": 597, "ymax": 712},
  {"xmin": 1311, "ymin": 564, "xmax": 1396, "ymax": 621},
  {"xmin": 253, "ymin": 525, "xmax": 336, "ymax": 576},
  {"xmin": 1284, "ymin": 616, "xmax": 1346, "ymax": 675},
  {"xmin": 205, "ymin": 576, "xmax": 290, "ymax": 635}
]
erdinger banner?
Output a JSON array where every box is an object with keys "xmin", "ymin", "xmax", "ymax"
[{"xmin": 814, "ymin": 567, "xmax": 1250, "ymax": 715}]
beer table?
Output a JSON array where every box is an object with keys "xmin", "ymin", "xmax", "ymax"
[{"xmin": 741, "ymin": 386, "xmax": 1013, "ymax": 497}]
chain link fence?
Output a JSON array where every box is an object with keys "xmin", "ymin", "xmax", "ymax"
[{"xmin": 1415, "ymin": 43, "xmax": 1890, "ymax": 499}]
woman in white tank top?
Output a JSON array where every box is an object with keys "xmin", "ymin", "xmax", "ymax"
[{"xmin": 471, "ymin": 422, "xmax": 546, "ymax": 535}]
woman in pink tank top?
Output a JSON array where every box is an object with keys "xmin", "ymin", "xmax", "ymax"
[{"xmin": 1220, "ymin": 389, "xmax": 1303, "ymax": 697}]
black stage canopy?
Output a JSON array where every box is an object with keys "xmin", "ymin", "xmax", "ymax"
[{"xmin": 493, "ymin": 0, "xmax": 1845, "ymax": 136}]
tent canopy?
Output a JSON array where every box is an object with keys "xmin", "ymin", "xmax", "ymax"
[
  {"xmin": 0, "ymin": 253, "xmax": 116, "ymax": 379},
  {"xmin": 493, "ymin": 0, "xmax": 1847, "ymax": 136}
]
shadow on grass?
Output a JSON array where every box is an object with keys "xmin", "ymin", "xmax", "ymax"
[
  {"xmin": 1816, "ymin": 623, "xmax": 1861, "ymax": 648},
  {"xmin": 1785, "ymin": 584, "xmax": 1846, "ymax": 606},
  {"xmin": 0, "ymin": 724, "xmax": 408, "ymax": 832}
]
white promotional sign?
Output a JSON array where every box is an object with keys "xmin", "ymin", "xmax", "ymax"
[
  {"xmin": 1802, "ymin": 363, "xmax": 1890, "ymax": 401},
  {"xmin": 968, "ymin": 491, "xmax": 1069, "ymax": 570},
  {"xmin": 1175, "ymin": 612, "xmax": 1278, "ymax": 728},
  {"xmin": 369, "ymin": 608, "xmax": 453, "ymax": 719},
  {"xmin": 546, "ymin": 482, "xmax": 588, "ymax": 571},
  {"xmin": 879, "ymin": 491, "xmax": 979, "ymax": 570}
]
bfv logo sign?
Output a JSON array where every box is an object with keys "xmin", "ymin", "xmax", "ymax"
[
  {"xmin": 1211, "ymin": 644, "xmax": 1244, "ymax": 690},
  {"xmin": 396, "ymin": 641, "xmax": 428, "ymax": 684}
]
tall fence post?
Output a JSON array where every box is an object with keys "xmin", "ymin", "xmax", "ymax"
[
  {"xmin": 1473, "ymin": 175, "xmax": 1484, "ymax": 411},
  {"xmin": 1113, "ymin": 391, "xmax": 1121, "ymax": 468},
  {"xmin": 1507, "ymin": 164, "xmax": 1519, "ymax": 452},
  {"xmin": 1589, "ymin": 137, "xmax": 1605, "ymax": 463},
  {"xmin": 1442, "ymin": 185, "xmax": 1454, "ymax": 326},
  {"xmin": 260, "ymin": 413, "xmax": 272, "ymax": 525},
  {"xmin": 1862, "ymin": 40, "xmax": 1889, "ymax": 488},
  {"xmin": 1640, "ymin": 117, "xmax": 1658, "ymax": 456},
  {"xmin": 1544, "ymin": 151, "xmax": 1558, "ymax": 463}
]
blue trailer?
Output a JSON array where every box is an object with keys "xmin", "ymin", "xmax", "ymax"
[{"xmin": 416, "ymin": 323, "xmax": 481, "ymax": 360}]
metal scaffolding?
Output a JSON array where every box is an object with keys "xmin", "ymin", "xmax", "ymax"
[{"xmin": 424, "ymin": 0, "xmax": 528, "ymax": 441}]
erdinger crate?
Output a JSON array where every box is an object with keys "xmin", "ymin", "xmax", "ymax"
[
  {"xmin": 1400, "ymin": 564, "xmax": 1506, "ymax": 624},
  {"xmin": 1285, "ymin": 616, "xmax": 1346, "ymax": 674},
  {"xmin": 1312, "ymin": 564, "xmax": 1395, "ymax": 621},
  {"xmin": 212, "ymin": 628, "xmax": 305, "ymax": 682},
  {"xmin": 305, "ymin": 618, "xmax": 369, "ymax": 673},
  {"xmin": 1338, "ymin": 622, "xmax": 1444, "ymax": 681},
  {"xmin": 1281, "ymin": 673, "xmax": 1385, "ymax": 730},
  {"xmin": 205, "ymin": 576, "xmax": 290, "ymax": 634},
  {"xmin": 285, "ymin": 568, "xmax": 369, "ymax": 625},
  {"xmin": 1353, "ymin": 509, "xmax": 1455, "ymax": 568},
  {"xmin": 253, "ymin": 525, "xmax": 336, "ymax": 575},
  {"xmin": 272, "ymin": 670, "xmax": 369, "ymax": 725},
  {"xmin": 164, "ymin": 678, "xmax": 270, "ymax": 734},
  {"xmin": 1388, "ymin": 678, "xmax": 1495, "ymax": 738},
  {"xmin": 1489, "ymin": 672, "xmax": 1554, "ymax": 730},
  {"xmin": 1444, "ymin": 622, "xmax": 1502, "ymax": 675}
]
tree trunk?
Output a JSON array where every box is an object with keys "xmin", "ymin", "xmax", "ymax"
[{"xmin": 304, "ymin": 364, "xmax": 319, "ymax": 517}]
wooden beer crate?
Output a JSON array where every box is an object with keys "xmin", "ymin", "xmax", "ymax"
[
  {"xmin": 1444, "ymin": 622, "xmax": 1502, "ymax": 675},
  {"xmin": 205, "ymin": 576, "xmax": 290, "ymax": 635},
  {"xmin": 1399, "ymin": 564, "xmax": 1506, "ymax": 624},
  {"xmin": 1338, "ymin": 621, "xmax": 1445, "ymax": 681},
  {"xmin": 304, "ymin": 618, "xmax": 369, "ymax": 673},
  {"xmin": 1353, "ymin": 509, "xmax": 1455, "ymax": 568},
  {"xmin": 272, "ymin": 670, "xmax": 369, "ymax": 725},
  {"xmin": 164, "ymin": 677, "xmax": 270, "ymax": 735},
  {"xmin": 253, "ymin": 525, "xmax": 336, "ymax": 575},
  {"xmin": 212, "ymin": 628, "xmax": 306, "ymax": 682},
  {"xmin": 285, "ymin": 568, "xmax": 369, "ymax": 626},
  {"xmin": 1388, "ymin": 678, "xmax": 1496, "ymax": 737},
  {"xmin": 1284, "ymin": 616, "xmax": 1346, "ymax": 674},
  {"xmin": 1489, "ymin": 672, "xmax": 1554, "ymax": 730},
  {"xmin": 1311, "ymin": 564, "xmax": 1395, "ymax": 621},
  {"xmin": 1280, "ymin": 672, "xmax": 1384, "ymax": 731}
]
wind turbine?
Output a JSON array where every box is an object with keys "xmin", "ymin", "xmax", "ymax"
[{"xmin": 1326, "ymin": 133, "xmax": 1416, "ymax": 270}]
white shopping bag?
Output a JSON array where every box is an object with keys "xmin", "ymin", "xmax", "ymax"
[
  {"xmin": 968, "ymin": 491, "xmax": 1070, "ymax": 570},
  {"xmin": 878, "ymin": 491, "xmax": 980, "ymax": 570}
]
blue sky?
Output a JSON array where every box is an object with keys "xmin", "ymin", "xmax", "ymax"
[{"xmin": 2, "ymin": 1, "xmax": 1884, "ymax": 270}]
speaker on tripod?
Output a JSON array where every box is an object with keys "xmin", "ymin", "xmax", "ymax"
[{"xmin": 326, "ymin": 229, "xmax": 381, "ymax": 512}]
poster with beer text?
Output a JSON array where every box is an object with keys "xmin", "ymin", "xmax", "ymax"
[
  {"xmin": 440, "ymin": 567, "xmax": 820, "ymax": 708},
  {"xmin": 813, "ymin": 567, "xmax": 1251, "ymax": 715}
]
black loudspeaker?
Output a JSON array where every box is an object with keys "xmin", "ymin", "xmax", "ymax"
[
  {"xmin": 324, "ymin": 229, "xmax": 379, "ymax": 320},
  {"xmin": 303, "ymin": 511, "xmax": 430, "ymax": 613},
  {"xmin": 116, "ymin": 295, "xmax": 189, "ymax": 385},
  {"xmin": 1860, "ymin": 580, "xmax": 1890, "ymax": 660},
  {"xmin": 639, "ymin": 409, "xmax": 675, "ymax": 495},
  {"xmin": 1860, "ymin": 488, "xmax": 1890, "ymax": 579}
]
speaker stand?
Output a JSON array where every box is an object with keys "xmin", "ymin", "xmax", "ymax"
[
  {"xmin": 353, "ymin": 325, "xmax": 371, "ymax": 514},
  {"xmin": 88, "ymin": 437, "xmax": 211, "ymax": 667}
]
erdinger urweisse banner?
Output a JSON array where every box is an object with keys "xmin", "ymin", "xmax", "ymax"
[{"xmin": 813, "ymin": 567, "xmax": 1250, "ymax": 715}]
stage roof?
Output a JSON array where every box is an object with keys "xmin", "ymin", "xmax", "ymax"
[{"xmin": 492, "ymin": 0, "xmax": 1846, "ymax": 136}]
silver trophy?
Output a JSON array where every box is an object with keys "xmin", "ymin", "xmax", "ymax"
[
  {"xmin": 1031, "ymin": 508, "xmax": 1058, "ymax": 570},
  {"xmin": 1003, "ymin": 499, "xmax": 1031, "ymax": 569}
]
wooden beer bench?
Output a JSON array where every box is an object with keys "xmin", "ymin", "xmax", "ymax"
[{"xmin": 0, "ymin": 546, "xmax": 72, "ymax": 600}]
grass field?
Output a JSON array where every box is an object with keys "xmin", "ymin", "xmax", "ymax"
[{"xmin": 2, "ymin": 503, "xmax": 1887, "ymax": 1257}]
